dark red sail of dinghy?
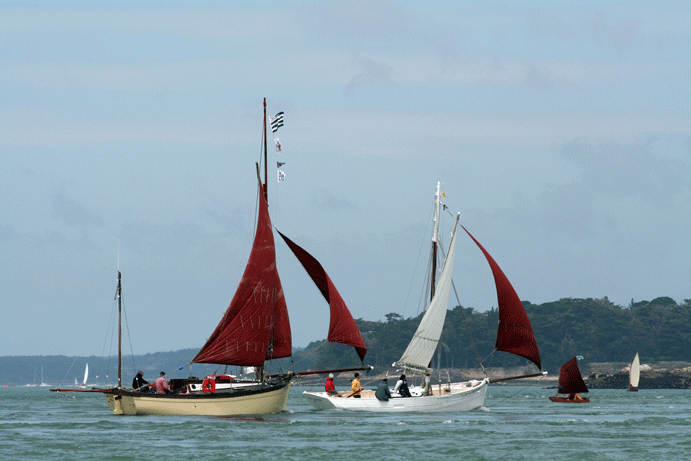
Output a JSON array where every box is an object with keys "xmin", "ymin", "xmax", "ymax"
[
  {"xmin": 277, "ymin": 231, "xmax": 367, "ymax": 362},
  {"xmin": 193, "ymin": 176, "xmax": 291, "ymax": 366},
  {"xmin": 557, "ymin": 357, "xmax": 589, "ymax": 395},
  {"xmin": 462, "ymin": 226, "xmax": 541, "ymax": 370}
]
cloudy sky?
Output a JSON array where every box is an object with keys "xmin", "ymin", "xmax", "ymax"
[{"xmin": 2, "ymin": 1, "xmax": 689, "ymax": 359}]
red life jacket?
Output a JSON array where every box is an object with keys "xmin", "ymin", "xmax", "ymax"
[{"xmin": 325, "ymin": 377, "xmax": 335, "ymax": 393}]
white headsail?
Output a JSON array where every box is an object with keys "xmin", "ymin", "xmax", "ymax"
[{"xmin": 395, "ymin": 214, "xmax": 459, "ymax": 372}]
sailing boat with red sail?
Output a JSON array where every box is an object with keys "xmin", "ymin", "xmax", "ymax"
[
  {"xmin": 303, "ymin": 183, "xmax": 543, "ymax": 412},
  {"xmin": 549, "ymin": 357, "xmax": 590, "ymax": 403},
  {"xmin": 51, "ymin": 99, "xmax": 368, "ymax": 416}
]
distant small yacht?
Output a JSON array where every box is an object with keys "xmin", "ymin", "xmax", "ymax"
[{"xmin": 39, "ymin": 365, "xmax": 50, "ymax": 387}]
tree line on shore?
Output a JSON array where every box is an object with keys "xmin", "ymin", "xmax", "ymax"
[
  {"xmin": 3, "ymin": 296, "xmax": 689, "ymax": 384},
  {"xmin": 311, "ymin": 296, "xmax": 691, "ymax": 375}
]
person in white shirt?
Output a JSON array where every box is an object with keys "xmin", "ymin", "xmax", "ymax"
[{"xmin": 394, "ymin": 374, "xmax": 412, "ymax": 397}]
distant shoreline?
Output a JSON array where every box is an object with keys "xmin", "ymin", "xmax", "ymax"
[{"xmin": 294, "ymin": 362, "xmax": 691, "ymax": 390}]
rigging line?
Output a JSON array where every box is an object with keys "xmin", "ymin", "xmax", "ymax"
[
  {"xmin": 485, "ymin": 383, "xmax": 535, "ymax": 408},
  {"xmin": 451, "ymin": 278, "xmax": 487, "ymax": 376},
  {"xmin": 291, "ymin": 340, "xmax": 329, "ymax": 368},
  {"xmin": 402, "ymin": 201, "xmax": 435, "ymax": 319},
  {"xmin": 121, "ymin": 294, "xmax": 138, "ymax": 376},
  {"xmin": 94, "ymin": 288, "xmax": 118, "ymax": 387},
  {"xmin": 58, "ymin": 293, "xmax": 108, "ymax": 385},
  {"xmin": 482, "ymin": 349, "xmax": 497, "ymax": 369},
  {"xmin": 58, "ymin": 355, "xmax": 80, "ymax": 387}
]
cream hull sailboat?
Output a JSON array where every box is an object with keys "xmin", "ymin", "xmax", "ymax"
[
  {"xmin": 104, "ymin": 378, "xmax": 291, "ymax": 416},
  {"xmin": 304, "ymin": 183, "xmax": 542, "ymax": 412},
  {"xmin": 52, "ymin": 99, "xmax": 368, "ymax": 416}
]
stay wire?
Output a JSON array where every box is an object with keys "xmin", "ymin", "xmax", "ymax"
[
  {"xmin": 485, "ymin": 383, "xmax": 535, "ymax": 408},
  {"xmin": 451, "ymin": 275, "xmax": 487, "ymax": 377},
  {"xmin": 291, "ymin": 340, "xmax": 328, "ymax": 369}
]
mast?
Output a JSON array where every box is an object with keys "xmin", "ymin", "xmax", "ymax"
[
  {"xmin": 263, "ymin": 98, "xmax": 268, "ymax": 202},
  {"xmin": 261, "ymin": 98, "xmax": 268, "ymax": 381},
  {"xmin": 430, "ymin": 182, "xmax": 441, "ymax": 301},
  {"xmin": 117, "ymin": 271, "xmax": 122, "ymax": 388}
]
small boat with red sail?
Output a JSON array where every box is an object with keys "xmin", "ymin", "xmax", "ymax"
[{"xmin": 549, "ymin": 357, "xmax": 590, "ymax": 403}]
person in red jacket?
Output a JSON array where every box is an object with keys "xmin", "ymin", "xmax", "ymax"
[{"xmin": 325, "ymin": 373, "xmax": 338, "ymax": 396}]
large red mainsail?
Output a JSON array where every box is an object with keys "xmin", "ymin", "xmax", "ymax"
[
  {"xmin": 462, "ymin": 226, "xmax": 541, "ymax": 370},
  {"xmin": 192, "ymin": 177, "xmax": 291, "ymax": 366},
  {"xmin": 557, "ymin": 357, "xmax": 589, "ymax": 394},
  {"xmin": 277, "ymin": 230, "xmax": 367, "ymax": 362}
]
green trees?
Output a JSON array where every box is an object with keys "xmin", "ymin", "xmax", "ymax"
[{"xmin": 305, "ymin": 296, "xmax": 691, "ymax": 375}]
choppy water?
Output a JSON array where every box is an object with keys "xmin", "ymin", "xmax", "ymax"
[{"xmin": 1, "ymin": 384, "xmax": 689, "ymax": 460}]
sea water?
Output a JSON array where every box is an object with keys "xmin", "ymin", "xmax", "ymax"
[{"xmin": 1, "ymin": 384, "xmax": 689, "ymax": 460}]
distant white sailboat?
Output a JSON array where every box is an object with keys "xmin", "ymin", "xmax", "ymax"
[
  {"xmin": 39, "ymin": 366, "xmax": 50, "ymax": 387},
  {"xmin": 628, "ymin": 353, "xmax": 640, "ymax": 392},
  {"xmin": 75, "ymin": 364, "xmax": 90, "ymax": 387}
]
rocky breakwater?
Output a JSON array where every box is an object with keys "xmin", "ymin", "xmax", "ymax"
[{"xmin": 586, "ymin": 362, "xmax": 691, "ymax": 389}]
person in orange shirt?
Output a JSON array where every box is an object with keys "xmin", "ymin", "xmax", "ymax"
[{"xmin": 351, "ymin": 372, "xmax": 363, "ymax": 398}]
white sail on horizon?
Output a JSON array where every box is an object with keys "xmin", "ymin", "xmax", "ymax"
[{"xmin": 630, "ymin": 353, "xmax": 640, "ymax": 387}]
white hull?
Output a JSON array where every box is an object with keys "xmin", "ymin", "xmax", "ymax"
[
  {"xmin": 104, "ymin": 380, "xmax": 291, "ymax": 416},
  {"xmin": 303, "ymin": 378, "xmax": 488, "ymax": 412}
]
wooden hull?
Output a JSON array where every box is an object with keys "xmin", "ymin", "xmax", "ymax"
[
  {"xmin": 303, "ymin": 379, "xmax": 488, "ymax": 412},
  {"xmin": 549, "ymin": 396, "xmax": 590, "ymax": 403},
  {"xmin": 105, "ymin": 378, "xmax": 291, "ymax": 416}
]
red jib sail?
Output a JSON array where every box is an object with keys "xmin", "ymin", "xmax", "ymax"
[
  {"xmin": 462, "ymin": 226, "xmax": 542, "ymax": 370},
  {"xmin": 193, "ymin": 177, "xmax": 291, "ymax": 366},
  {"xmin": 557, "ymin": 357, "xmax": 589, "ymax": 394},
  {"xmin": 277, "ymin": 231, "xmax": 367, "ymax": 362}
]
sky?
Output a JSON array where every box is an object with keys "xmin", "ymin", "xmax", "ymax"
[{"xmin": 2, "ymin": 1, "xmax": 690, "ymax": 358}]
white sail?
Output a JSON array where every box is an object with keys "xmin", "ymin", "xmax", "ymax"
[
  {"xmin": 83, "ymin": 363, "xmax": 89, "ymax": 386},
  {"xmin": 39, "ymin": 365, "xmax": 50, "ymax": 386},
  {"xmin": 630, "ymin": 353, "xmax": 640, "ymax": 387},
  {"xmin": 395, "ymin": 215, "xmax": 459, "ymax": 372}
]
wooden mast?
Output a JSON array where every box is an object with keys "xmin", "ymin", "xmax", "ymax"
[
  {"xmin": 117, "ymin": 271, "xmax": 122, "ymax": 388},
  {"xmin": 258, "ymin": 98, "xmax": 269, "ymax": 382},
  {"xmin": 263, "ymin": 98, "xmax": 268, "ymax": 201}
]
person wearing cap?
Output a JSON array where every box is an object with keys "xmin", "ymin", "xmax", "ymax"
[
  {"xmin": 350, "ymin": 372, "xmax": 363, "ymax": 398},
  {"xmin": 375, "ymin": 378, "xmax": 392, "ymax": 401},
  {"xmin": 325, "ymin": 373, "xmax": 338, "ymax": 396},
  {"xmin": 132, "ymin": 370, "xmax": 150, "ymax": 392},
  {"xmin": 153, "ymin": 371, "xmax": 172, "ymax": 394}
]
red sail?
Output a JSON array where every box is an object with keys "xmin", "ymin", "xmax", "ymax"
[
  {"xmin": 192, "ymin": 177, "xmax": 291, "ymax": 366},
  {"xmin": 557, "ymin": 357, "xmax": 589, "ymax": 394},
  {"xmin": 277, "ymin": 231, "xmax": 367, "ymax": 362},
  {"xmin": 462, "ymin": 226, "xmax": 541, "ymax": 370}
]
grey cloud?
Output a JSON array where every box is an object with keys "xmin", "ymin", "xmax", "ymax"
[{"xmin": 51, "ymin": 193, "xmax": 103, "ymax": 229}]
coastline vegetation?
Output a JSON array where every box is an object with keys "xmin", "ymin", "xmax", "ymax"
[{"xmin": 3, "ymin": 296, "xmax": 689, "ymax": 386}]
